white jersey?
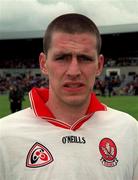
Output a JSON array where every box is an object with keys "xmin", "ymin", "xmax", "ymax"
[{"xmin": 0, "ymin": 87, "xmax": 138, "ymax": 180}]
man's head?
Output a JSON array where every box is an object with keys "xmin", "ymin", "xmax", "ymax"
[
  {"xmin": 40, "ymin": 13, "xmax": 104, "ymax": 108},
  {"xmin": 43, "ymin": 13, "xmax": 102, "ymax": 55}
]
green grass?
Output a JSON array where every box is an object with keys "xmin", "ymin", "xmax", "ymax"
[
  {"xmin": 0, "ymin": 94, "xmax": 30, "ymax": 118},
  {"xmin": 98, "ymin": 96, "xmax": 138, "ymax": 120},
  {"xmin": 0, "ymin": 94, "xmax": 138, "ymax": 120}
]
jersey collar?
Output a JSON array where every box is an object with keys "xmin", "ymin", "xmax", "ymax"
[{"xmin": 29, "ymin": 87, "xmax": 106, "ymax": 130}]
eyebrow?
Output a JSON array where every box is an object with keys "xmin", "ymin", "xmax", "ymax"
[
  {"xmin": 54, "ymin": 51, "xmax": 95, "ymax": 57},
  {"xmin": 53, "ymin": 52, "xmax": 96, "ymax": 62},
  {"xmin": 77, "ymin": 54, "xmax": 95, "ymax": 59}
]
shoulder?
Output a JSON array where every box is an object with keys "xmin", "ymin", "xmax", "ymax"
[
  {"xmin": 105, "ymin": 106, "xmax": 138, "ymax": 129},
  {"xmin": 0, "ymin": 108, "xmax": 35, "ymax": 136},
  {"xmin": 107, "ymin": 106, "xmax": 137, "ymax": 120},
  {"xmin": 95, "ymin": 104, "xmax": 138, "ymax": 127},
  {"xmin": 0, "ymin": 108, "xmax": 32, "ymax": 122}
]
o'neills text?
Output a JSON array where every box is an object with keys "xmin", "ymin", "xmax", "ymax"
[{"xmin": 62, "ymin": 136, "xmax": 86, "ymax": 144}]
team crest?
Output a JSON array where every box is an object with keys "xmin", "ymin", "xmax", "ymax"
[
  {"xmin": 99, "ymin": 138, "xmax": 118, "ymax": 167},
  {"xmin": 26, "ymin": 142, "xmax": 53, "ymax": 168}
]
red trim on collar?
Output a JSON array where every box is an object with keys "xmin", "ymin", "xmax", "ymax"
[
  {"xmin": 86, "ymin": 93, "xmax": 106, "ymax": 114},
  {"xmin": 29, "ymin": 88, "xmax": 55, "ymax": 118},
  {"xmin": 29, "ymin": 87, "xmax": 106, "ymax": 130}
]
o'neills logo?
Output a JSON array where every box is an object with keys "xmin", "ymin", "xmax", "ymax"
[
  {"xmin": 99, "ymin": 138, "xmax": 118, "ymax": 167},
  {"xmin": 62, "ymin": 136, "xmax": 86, "ymax": 144}
]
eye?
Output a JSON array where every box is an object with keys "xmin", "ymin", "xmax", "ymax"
[
  {"xmin": 78, "ymin": 55, "xmax": 94, "ymax": 62},
  {"xmin": 55, "ymin": 55, "xmax": 66, "ymax": 61},
  {"xmin": 55, "ymin": 54, "xmax": 71, "ymax": 62}
]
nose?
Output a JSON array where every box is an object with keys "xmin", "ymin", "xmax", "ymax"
[{"xmin": 66, "ymin": 57, "xmax": 81, "ymax": 78}]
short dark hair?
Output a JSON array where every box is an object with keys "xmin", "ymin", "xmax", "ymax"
[{"xmin": 43, "ymin": 13, "xmax": 102, "ymax": 54}]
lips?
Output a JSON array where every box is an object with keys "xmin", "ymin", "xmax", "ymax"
[{"xmin": 63, "ymin": 82, "xmax": 85, "ymax": 88}]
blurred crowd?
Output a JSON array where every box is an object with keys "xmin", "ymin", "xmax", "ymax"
[
  {"xmin": 0, "ymin": 72, "xmax": 138, "ymax": 96},
  {"xmin": 0, "ymin": 57, "xmax": 138, "ymax": 69},
  {"xmin": 0, "ymin": 73, "xmax": 49, "ymax": 95},
  {"xmin": 0, "ymin": 58, "xmax": 38, "ymax": 68},
  {"xmin": 0, "ymin": 57, "xmax": 138, "ymax": 96},
  {"xmin": 105, "ymin": 57, "xmax": 138, "ymax": 67},
  {"xmin": 94, "ymin": 74, "xmax": 138, "ymax": 96}
]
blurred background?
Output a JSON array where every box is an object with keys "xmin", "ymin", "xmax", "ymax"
[{"xmin": 0, "ymin": 0, "xmax": 138, "ymax": 119}]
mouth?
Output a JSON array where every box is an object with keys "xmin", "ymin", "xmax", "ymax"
[{"xmin": 63, "ymin": 82, "xmax": 85, "ymax": 91}]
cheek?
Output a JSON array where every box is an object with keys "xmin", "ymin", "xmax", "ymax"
[
  {"xmin": 85, "ymin": 68, "xmax": 97, "ymax": 86},
  {"xmin": 48, "ymin": 68, "xmax": 63, "ymax": 83},
  {"xmin": 85, "ymin": 67, "xmax": 97, "ymax": 78}
]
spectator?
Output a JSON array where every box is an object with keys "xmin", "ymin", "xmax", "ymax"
[{"xmin": 9, "ymin": 85, "xmax": 24, "ymax": 113}]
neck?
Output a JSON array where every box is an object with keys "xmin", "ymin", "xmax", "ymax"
[{"xmin": 46, "ymin": 96, "xmax": 90, "ymax": 126}]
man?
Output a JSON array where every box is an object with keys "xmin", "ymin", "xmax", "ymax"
[
  {"xmin": 9, "ymin": 85, "xmax": 24, "ymax": 113},
  {"xmin": 0, "ymin": 13, "xmax": 138, "ymax": 180}
]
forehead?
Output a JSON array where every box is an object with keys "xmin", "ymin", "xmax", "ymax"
[{"xmin": 50, "ymin": 32, "xmax": 97, "ymax": 52}]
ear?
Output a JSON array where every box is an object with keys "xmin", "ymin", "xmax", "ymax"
[
  {"xmin": 96, "ymin": 54, "xmax": 104, "ymax": 76},
  {"xmin": 39, "ymin": 52, "xmax": 48, "ymax": 75}
]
